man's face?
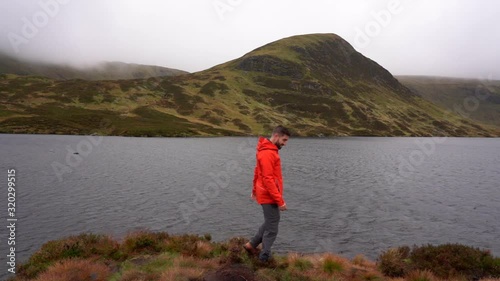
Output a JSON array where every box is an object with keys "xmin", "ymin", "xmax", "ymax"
[{"xmin": 274, "ymin": 134, "xmax": 289, "ymax": 150}]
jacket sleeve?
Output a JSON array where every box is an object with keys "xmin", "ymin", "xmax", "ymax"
[{"xmin": 258, "ymin": 150, "xmax": 285, "ymax": 206}]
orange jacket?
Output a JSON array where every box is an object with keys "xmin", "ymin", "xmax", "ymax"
[{"xmin": 252, "ymin": 137, "xmax": 285, "ymax": 207}]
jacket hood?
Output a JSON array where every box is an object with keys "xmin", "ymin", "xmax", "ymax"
[{"xmin": 257, "ymin": 136, "xmax": 278, "ymax": 152}]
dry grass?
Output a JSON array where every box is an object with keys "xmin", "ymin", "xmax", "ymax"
[
  {"xmin": 352, "ymin": 254, "xmax": 375, "ymax": 268},
  {"xmin": 109, "ymin": 253, "xmax": 217, "ymax": 281},
  {"xmin": 118, "ymin": 269, "xmax": 161, "ymax": 281},
  {"xmin": 321, "ymin": 253, "xmax": 349, "ymax": 274},
  {"xmin": 405, "ymin": 270, "xmax": 439, "ymax": 281},
  {"xmin": 13, "ymin": 231, "xmax": 500, "ymax": 281},
  {"xmin": 287, "ymin": 252, "xmax": 314, "ymax": 271},
  {"xmin": 33, "ymin": 258, "xmax": 111, "ymax": 281},
  {"xmin": 361, "ymin": 270, "xmax": 385, "ymax": 280},
  {"xmin": 158, "ymin": 267, "xmax": 204, "ymax": 281},
  {"xmin": 273, "ymin": 252, "xmax": 385, "ymax": 281},
  {"xmin": 174, "ymin": 255, "xmax": 217, "ymax": 270},
  {"xmin": 193, "ymin": 240, "xmax": 214, "ymax": 258}
]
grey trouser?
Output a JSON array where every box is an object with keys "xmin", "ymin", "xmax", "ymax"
[{"xmin": 250, "ymin": 203, "xmax": 280, "ymax": 260}]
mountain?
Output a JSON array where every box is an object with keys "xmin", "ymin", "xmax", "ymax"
[
  {"xmin": 397, "ymin": 75, "xmax": 500, "ymax": 128},
  {"xmin": 0, "ymin": 52, "xmax": 187, "ymax": 80},
  {"xmin": 1, "ymin": 34, "xmax": 499, "ymax": 137},
  {"xmin": 147, "ymin": 33, "xmax": 497, "ymax": 136}
]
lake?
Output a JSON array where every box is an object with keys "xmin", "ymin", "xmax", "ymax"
[{"xmin": 0, "ymin": 134, "xmax": 499, "ymax": 278}]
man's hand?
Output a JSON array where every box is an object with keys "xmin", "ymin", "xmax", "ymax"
[
  {"xmin": 279, "ymin": 203, "xmax": 287, "ymax": 211},
  {"xmin": 251, "ymin": 191, "xmax": 257, "ymax": 201}
]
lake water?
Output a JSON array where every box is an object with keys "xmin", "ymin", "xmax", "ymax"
[{"xmin": 0, "ymin": 134, "xmax": 499, "ymax": 278}]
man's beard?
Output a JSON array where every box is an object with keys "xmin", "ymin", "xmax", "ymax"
[{"xmin": 274, "ymin": 142, "xmax": 282, "ymax": 150}]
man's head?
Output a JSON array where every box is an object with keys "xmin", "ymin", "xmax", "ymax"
[{"xmin": 269, "ymin": 125, "xmax": 290, "ymax": 150}]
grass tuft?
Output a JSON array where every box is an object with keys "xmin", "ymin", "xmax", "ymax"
[
  {"xmin": 33, "ymin": 258, "xmax": 111, "ymax": 281},
  {"xmin": 288, "ymin": 253, "xmax": 314, "ymax": 272},
  {"xmin": 322, "ymin": 254, "xmax": 344, "ymax": 274}
]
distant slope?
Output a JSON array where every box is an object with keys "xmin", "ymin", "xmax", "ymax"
[
  {"xmin": 1, "ymin": 34, "xmax": 498, "ymax": 137},
  {"xmin": 0, "ymin": 74, "xmax": 237, "ymax": 136},
  {"xmin": 397, "ymin": 76, "xmax": 500, "ymax": 128},
  {"xmin": 0, "ymin": 52, "xmax": 187, "ymax": 80}
]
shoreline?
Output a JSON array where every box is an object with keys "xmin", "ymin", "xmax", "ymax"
[{"xmin": 1, "ymin": 132, "xmax": 499, "ymax": 138}]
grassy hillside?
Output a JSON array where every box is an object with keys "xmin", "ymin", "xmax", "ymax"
[
  {"xmin": 1, "ymin": 34, "xmax": 499, "ymax": 137},
  {"xmin": 0, "ymin": 74, "xmax": 238, "ymax": 137},
  {"xmin": 0, "ymin": 52, "xmax": 187, "ymax": 80},
  {"xmin": 397, "ymin": 75, "xmax": 500, "ymax": 128}
]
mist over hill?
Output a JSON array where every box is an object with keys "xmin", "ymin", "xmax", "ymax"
[
  {"xmin": 0, "ymin": 52, "xmax": 187, "ymax": 80},
  {"xmin": 397, "ymin": 75, "xmax": 500, "ymax": 128}
]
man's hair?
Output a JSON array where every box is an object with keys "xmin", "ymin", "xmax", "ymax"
[{"xmin": 272, "ymin": 125, "xmax": 290, "ymax": 137}]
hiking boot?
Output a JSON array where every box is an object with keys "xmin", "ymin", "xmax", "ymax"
[
  {"xmin": 259, "ymin": 252, "xmax": 270, "ymax": 262},
  {"xmin": 243, "ymin": 242, "xmax": 258, "ymax": 256},
  {"xmin": 255, "ymin": 255, "xmax": 277, "ymax": 268}
]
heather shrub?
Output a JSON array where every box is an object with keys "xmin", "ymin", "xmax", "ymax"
[
  {"xmin": 378, "ymin": 244, "xmax": 500, "ymax": 280},
  {"xmin": 377, "ymin": 246, "xmax": 411, "ymax": 277}
]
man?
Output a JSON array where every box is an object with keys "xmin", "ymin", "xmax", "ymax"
[{"xmin": 244, "ymin": 125, "xmax": 290, "ymax": 262}]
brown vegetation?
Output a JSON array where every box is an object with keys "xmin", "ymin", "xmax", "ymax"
[{"xmin": 9, "ymin": 230, "xmax": 500, "ymax": 281}]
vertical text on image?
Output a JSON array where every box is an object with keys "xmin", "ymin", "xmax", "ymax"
[{"xmin": 7, "ymin": 169, "xmax": 17, "ymax": 274}]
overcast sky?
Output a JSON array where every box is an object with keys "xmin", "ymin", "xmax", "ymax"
[{"xmin": 0, "ymin": 0, "xmax": 499, "ymax": 79}]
